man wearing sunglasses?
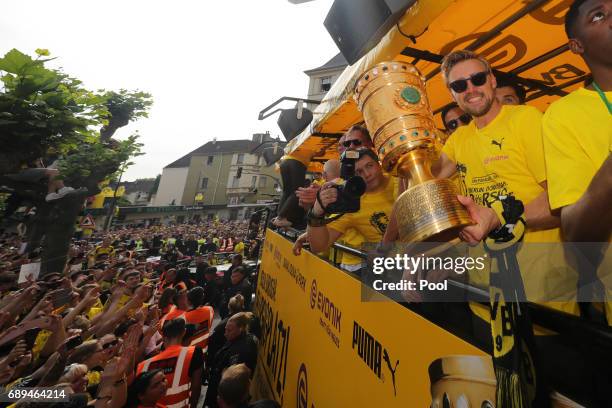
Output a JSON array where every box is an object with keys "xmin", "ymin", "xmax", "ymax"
[
  {"xmin": 431, "ymin": 50, "xmax": 579, "ymax": 340},
  {"xmin": 440, "ymin": 102, "xmax": 471, "ymax": 135}
]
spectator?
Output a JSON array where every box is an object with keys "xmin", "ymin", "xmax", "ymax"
[
  {"xmin": 224, "ymin": 254, "xmax": 245, "ymax": 289},
  {"xmin": 217, "ymin": 363, "xmax": 280, "ymax": 408},
  {"xmin": 207, "ymin": 294, "xmax": 245, "ymax": 371},
  {"xmin": 126, "ymin": 369, "xmax": 168, "ymax": 408},
  {"xmin": 137, "ymin": 319, "xmax": 203, "ymax": 408},
  {"xmin": 220, "ymin": 267, "xmax": 252, "ymax": 319},
  {"xmin": 202, "ymin": 266, "xmax": 221, "ymax": 308},
  {"xmin": 205, "ymin": 312, "xmax": 258, "ymax": 408}
]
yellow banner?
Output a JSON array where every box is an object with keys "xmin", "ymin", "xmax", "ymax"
[{"xmin": 252, "ymin": 230, "xmax": 488, "ymax": 407}]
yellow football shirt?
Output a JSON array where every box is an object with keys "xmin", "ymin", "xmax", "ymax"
[
  {"xmin": 337, "ymin": 228, "xmax": 365, "ymax": 266},
  {"xmin": 542, "ymin": 87, "xmax": 612, "ymax": 321},
  {"xmin": 328, "ymin": 175, "xmax": 394, "ymax": 243},
  {"xmin": 542, "ymin": 87, "xmax": 612, "ymax": 211},
  {"xmin": 442, "ymin": 105, "xmax": 578, "ymax": 324}
]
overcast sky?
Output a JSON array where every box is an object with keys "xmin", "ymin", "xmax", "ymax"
[{"xmin": 0, "ymin": 0, "xmax": 338, "ymax": 181}]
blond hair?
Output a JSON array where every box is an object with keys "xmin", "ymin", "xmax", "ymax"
[
  {"xmin": 228, "ymin": 294, "xmax": 245, "ymax": 315},
  {"xmin": 59, "ymin": 364, "xmax": 88, "ymax": 384},
  {"xmin": 228, "ymin": 312, "xmax": 250, "ymax": 333},
  {"xmin": 440, "ymin": 50, "xmax": 492, "ymax": 86}
]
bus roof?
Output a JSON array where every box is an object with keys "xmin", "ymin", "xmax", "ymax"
[{"xmin": 287, "ymin": 0, "xmax": 586, "ymax": 161}]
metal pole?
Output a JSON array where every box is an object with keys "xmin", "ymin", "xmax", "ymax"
[{"xmin": 104, "ymin": 167, "xmax": 124, "ymax": 231}]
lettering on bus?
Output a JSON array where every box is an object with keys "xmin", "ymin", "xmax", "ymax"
[
  {"xmin": 259, "ymin": 269, "xmax": 277, "ymax": 301},
  {"xmin": 527, "ymin": 0, "xmax": 572, "ymax": 25},
  {"xmin": 352, "ymin": 321, "xmax": 400, "ymax": 397},
  {"xmin": 309, "ymin": 280, "xmax": 342, "ymax": 348},
  {"xmin": 253, "ymin": 289, "xmax": 290, "ymax": 404},
  {"xmin": 439, "ymin": 27, "xmax": 585, "ymax": 88},
  {"xmin": 281, "ymin": 257, "xmax": 306, "ymax": 292}
]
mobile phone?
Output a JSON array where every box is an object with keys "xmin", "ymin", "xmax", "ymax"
[{"xmin": 65, "ymin": 335, "xmax": 83, "ymax": 349}]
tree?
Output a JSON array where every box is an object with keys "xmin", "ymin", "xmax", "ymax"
[{"xmin": 0, "ymin": 48, "xmax": 152, "ymax": 275}]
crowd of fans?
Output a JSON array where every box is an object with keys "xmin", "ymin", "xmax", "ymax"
[{"xmin": 0, "ymin": 219, "xmax": 277, "ymax": 408}]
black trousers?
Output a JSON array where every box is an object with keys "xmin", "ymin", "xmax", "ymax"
[{"xmin": 278, "ymin": 158, "xmax": 307, "ymax": 226}]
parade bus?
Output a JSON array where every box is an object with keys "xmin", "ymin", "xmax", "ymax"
[{"xmin": 250, "ymin": 1, "xmax": 610, "ymax": 407}]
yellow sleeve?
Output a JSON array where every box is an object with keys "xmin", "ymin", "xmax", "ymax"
[
  {"xmin": 542, "ymin": 107, "xmax": 592, "ymax": 210},
  {"xmin": 326, "ymin": 213, "xmax": 354, "ymax": 239},
  {"xmin": 441, "ymin": 132, "xmax": 457, "ymax": 162},
  {"xmin": 517, "ymin": 106, "xmax": 547, "ymax": 184}
]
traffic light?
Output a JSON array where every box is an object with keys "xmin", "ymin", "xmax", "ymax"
[{"xmin": 237, "ymin": 167, "xmax": 243, "ymax": 178}]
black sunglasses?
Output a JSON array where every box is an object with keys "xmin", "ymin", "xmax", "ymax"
[
  {"xmin": 102, "ymin": 339, "xmax": 119, "ymax": 350},
  {"xmin": 446, "ymin": 113, "xmax": 472, "ymax": 130},
  {"xmin": 342, "ymin": 139, "xmax": 363, "ymax": 148},
  {"xmin": 449, "ymin": 71, "xmax": 489, "ymax": 93}
]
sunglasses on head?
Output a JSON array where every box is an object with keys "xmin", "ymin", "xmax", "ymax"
[
  {"xmin": 342, "ymin": 139, "xmax": 363, "ymax": 148},
  {"xmin": 446, "ymin": 113, "xmax": 472, "ymax": 130},
  {"xmin": 449, "ymin": 71, "xmax": 489, "ymax": 93}
]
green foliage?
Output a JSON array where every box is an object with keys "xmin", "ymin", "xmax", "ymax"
[
  {"xmin": 100, "ymin": 89, "xmax": 152, "ymax": 139},
  {"xmin": 0, "ymin": 49, "xmax": 152, "ymax": 192},
  {"xmin": 0, "ymin": 49, "xmax": 106, "ymax": 173},
  {"xmin": 58, "ymin": 134, "xmax": 144, "ymax": 188}
]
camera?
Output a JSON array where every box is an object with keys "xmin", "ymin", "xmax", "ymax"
[{"xmin": 325, "ymin": 150, "xmax": 366, "ymax": 214}]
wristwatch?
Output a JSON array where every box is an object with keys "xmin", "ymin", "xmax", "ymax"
[{"xmin": 307, "ymin": 208, "xmax": 327, "ymax": 227}]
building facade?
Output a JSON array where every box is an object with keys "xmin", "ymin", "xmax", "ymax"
[
  {"xmin": 303, "ymin": 52, "xmax": 348, "ymax": 109},
  {"xmin": 154, "ymin": 133, "xmax": 284, "ymax": 221}
]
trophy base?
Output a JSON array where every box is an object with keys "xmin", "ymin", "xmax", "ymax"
[{"xmin": 395, "ymin": 179, "xmax": 472, "ymax": 243}]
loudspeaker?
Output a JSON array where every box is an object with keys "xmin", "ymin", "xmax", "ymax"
[
  {"xmin": 324, "ymin": 0, "xmax": 415, "ymax": 65},
  {"xmin": 277, "ymin": 108, "xmax": 313, "ymax": 142},
  {"xmin": 262, "ymin": 147, "xmax": 284, "ymax": 166}
]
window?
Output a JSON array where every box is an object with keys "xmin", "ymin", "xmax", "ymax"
[
  {"xmin": 251, "ymin": 176, "xmax": 257, "ymax": 188},
  {"xmin": 259, "ymin": 176, "xmax": 267, "ymax": 188},
  {"xmin": 207, "ymin": 156, "xmax": 214, "ymax": 165},
  {"xmin": 229, "ymin": 196, "xmax": 239, "ymax": 205},
  {"xmin": 320, "ymin": 76, "xmax": 332, "ymax": 92},
  {"xmin": 236, "ymin": 153, "xmax": 244, "ymax": 164},
  {"xmin": 200, "ymin": 178, "xmax": 208, "ymax": 189},
  {"xmin": 273, "ymin": 182, "xmax": 280, "ymax": 190},
  {"xmin": 232, "ymin": 177, "xmax": 239, "ymax": 188}
]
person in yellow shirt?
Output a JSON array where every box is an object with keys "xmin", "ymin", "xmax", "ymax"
[
  {"xmin": 233, "ymin": 238, "xmax": 245, "ymax": 257},
  {"xmin": 542, "ymin": 0, "xmax": 612, "ymax": 324},
  {"xmin": 307, "ymin": 148, "xmax": 394, "ymax": 253},
  {"xmin": 431, "ymin": 49, "xmax": 577, "ymax": 306}
]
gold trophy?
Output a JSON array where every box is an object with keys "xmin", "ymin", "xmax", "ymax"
[
  {"xmin": 429, "ymin": 355, "xmax": 497, "ymax": 408},
  {"xmin": 354, "ymin": 62, "xmax": 471, "ymax": 242}
]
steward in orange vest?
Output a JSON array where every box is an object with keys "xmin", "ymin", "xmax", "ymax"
[
  {"xmin": 160, "ymin": 288, "xmax": 214, "ymax": 353},
  {"xmin": 137, "ymin": 319, "xmax": 203, "ymax": 408},
  {"xmin": 183, "ymin": 287, "xmax": 214, "ymax": 352}
]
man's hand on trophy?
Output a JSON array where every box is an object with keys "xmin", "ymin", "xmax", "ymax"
[
  {"xmin": 457, "ymin": 195, "xmax": 501, "ymax": 246},
  {"xmin": 313, "ymin": 182, "xmax": 338, "ymax": 216}
]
